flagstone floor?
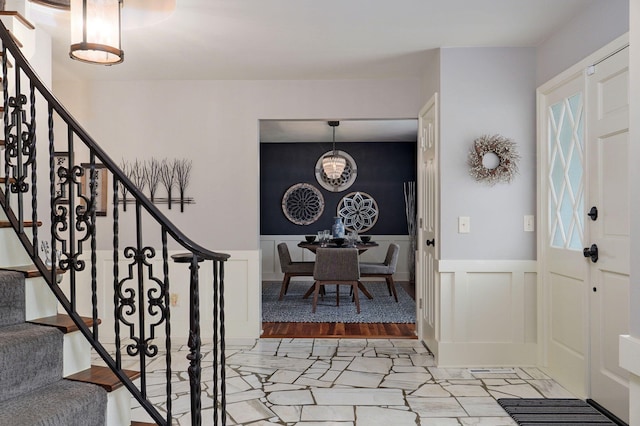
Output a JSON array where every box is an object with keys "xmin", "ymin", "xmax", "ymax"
[{"xmin": 107, "ymin": 338, "xmax": 575, "ymax": 426}]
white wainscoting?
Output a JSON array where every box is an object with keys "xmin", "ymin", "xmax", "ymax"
[
  {"xmin": 433, "ymin": 259, "xmax": 538, "ymax": 367},
  {"xmin": 68, "ymin": 249, "xmax": 261, "ymax": 341},
  {"xmin": 261, "ymin": 235, "xmax": 411, "ymax": 282}
]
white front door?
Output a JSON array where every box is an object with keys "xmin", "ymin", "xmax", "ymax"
[
  {"xmin": 586, "ymin": 48, "xmax": 630, "ymax": 423},
  {"xmin": 417, "ymin": 94, "xmax": 439, "ymax": 356},
  {"xmin": 539, "ymin": 38, "xmax": 629, "ymax": 422}
]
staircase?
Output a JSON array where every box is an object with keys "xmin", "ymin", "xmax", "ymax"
[
  {"xmin": 0, "ymin": 7, "xmax": 228, "ymax": 426},
  {"xmin": 0, "ymin": 269, "xmax": 107, "ymax": 426},
  {"xmin": 0, "ymin": 217, "xmax": 157, "ymax": 425}
]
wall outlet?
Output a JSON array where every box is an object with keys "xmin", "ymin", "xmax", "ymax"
[
  {"xmin": 170, "ymin": 293, "xmax": 179, "ymax": 307},
  {"xmin": 458, "ymin": 216, "xmax": 470, "ymax": 233},
  {"xmin": 524, "ymin": 215, "xmax": 535, "ymax": 232}
]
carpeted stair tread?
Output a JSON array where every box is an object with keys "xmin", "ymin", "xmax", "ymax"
[
  {"xmin": 0, "ymin": 379, "xmax": 107, "ymax": 426},
  {"xmin": 0, "ymin": 270, "xmax": 25, "ymax": 327},
  {"xmin": 0, "ymin": 322, "xmax": 63, "ymax": 403}
]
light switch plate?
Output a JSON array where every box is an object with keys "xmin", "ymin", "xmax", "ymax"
[
  {"xmin": 458, "ymin": 216, "xmax": 470, "ymax": 233},
  {"xmin": 524, "ymin": 215, "xmax": 535, "ymax": 232}
]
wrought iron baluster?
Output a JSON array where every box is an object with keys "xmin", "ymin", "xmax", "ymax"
[
  {"xmin": 188, "ymin": 254, "xmax": 202, "ymax": 426},
  {"xmin": 113, "ymin": 174, "xmax": 121, "ymax": 370},
  {"xmin": 90, "ymin": 153, "xmax": 98, "ymax": 339},
  {"xmin": 161, "ymin": 228, "xmax": 172, "ymax": 423},
  {"xmin": 29, "ymin": 82, "xmax": 37, "ymax": 253},
  {"xmin": 48, "ymin": 104, "xmax": 56, "ymax": 284},
  {"xmin": 13, "ymin": 64, "xmax": 22, "ymax": 227},
  {"xmin": 66, "ymin": 128, "xmax": 76, "ymax": 310},
  {"xmin": 135, "ymin": 200, "xmax": 147, "ymax": 397},
  {"xmin": 2, "ymin": 45, "xmax": 8, "ymax": 206},
  {"xmin": 219, "ymin": 260, "xmax": 226, "ymax": 426},
  {"xmin": 213, "ymin": 259, "xmax": 219, "ymax": 426}
]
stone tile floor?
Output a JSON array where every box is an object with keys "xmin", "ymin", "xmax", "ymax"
[{"xmin": 95, "ymin": 338, "xmax": 575, "ymax": 425}]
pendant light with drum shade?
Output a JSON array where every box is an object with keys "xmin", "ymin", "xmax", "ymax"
[
  {"xmin": 322, "ymin": 121, "xmax": 346, "ymax": 179},
  {"xmin": 70, "ymin": 0, "xmax": 124, "ymax": 65}
]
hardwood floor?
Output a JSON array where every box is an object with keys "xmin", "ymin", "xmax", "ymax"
[
  {"xmin": 261, "ymin": 321, "xmax": 416, "ymax": 339},
  {"xmin": 261, "ymin": 281, "xmax": 417, "ymax": 339}
]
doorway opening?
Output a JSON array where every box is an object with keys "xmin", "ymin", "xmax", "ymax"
[{"xmin": 259, "ymin": 119, "xmax": 418, "ymax": 338}]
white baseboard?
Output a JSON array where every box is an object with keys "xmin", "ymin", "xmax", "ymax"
[{"xmin": 436, "ymin": 342, "xmax": 537, "ymax": 367}]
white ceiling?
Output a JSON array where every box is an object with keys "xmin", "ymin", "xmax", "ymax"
[
  {"xmin": 19, "ymin": 0, "xmax": 602, "ymax": 142},
  {"xmin": 23, "ymin": 0, "xmax": 600, "ymax": 82},
  {"xmin": 260, "ymin": 119, "xmax": 418, "ymax": 143}
]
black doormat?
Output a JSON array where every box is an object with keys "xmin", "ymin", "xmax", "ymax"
[{"xmin": 498, "ymin": 398, "xmax": 618, "ymax": 425}]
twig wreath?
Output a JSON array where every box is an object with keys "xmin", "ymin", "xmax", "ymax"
[{"xmin": 468, "ymin": 134, "xmax": 520, "ymax": 185}]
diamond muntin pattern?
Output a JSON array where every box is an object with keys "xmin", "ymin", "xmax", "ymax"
[{"xmin": 548, "ymin": 92, "xmax": 584, "ymax": 250}]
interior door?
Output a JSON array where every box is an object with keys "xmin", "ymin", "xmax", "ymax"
[
  {"xmin": 586, "ymin": 48, "xmax": 629, "ymax": 423},
  {"xmin": 417, "ymin": 94, "xmax": 439, "ymax": 355}
]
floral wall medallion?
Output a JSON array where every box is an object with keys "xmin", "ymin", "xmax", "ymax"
[
  {"xmin": 314, "ymin": 150, "xmax": 358, "ymax": 192},
  {"xmin": 337, "ymin": 191, "xmax": 379, "ymax": 233},
  {"xmin": 281, "ymin": 183, "xmax": 325, "ymax": 225}
]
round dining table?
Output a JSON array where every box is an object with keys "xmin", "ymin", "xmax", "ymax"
[{"xmin": 297, "ymin": 241, "xmax": 379, "ymax": 254}]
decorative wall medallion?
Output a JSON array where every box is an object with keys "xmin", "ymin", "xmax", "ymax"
[
  {"xmin": 315, "ymin": 150, "xmax": 357, "ymax": 192},
  {"xmin": 337, "ymin": 191, "xmax": 379, "ymax": 233},
  {"xmin": 282, "ymin": 183, "xmax": 325, "ymax": 225},
  {"xmin": 468, "ymin": 134, "xmax": 520, "ymax": 185}
]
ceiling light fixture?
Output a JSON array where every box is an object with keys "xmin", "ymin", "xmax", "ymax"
[
  {"xmin": 322, "ymin": 121, "xmax": 347, "ymax": 179},
  {"xmin": 70, "ymin": 0, "xmax": 124, "ymax": 65}
]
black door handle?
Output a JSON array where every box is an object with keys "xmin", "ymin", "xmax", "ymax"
[
  {"xmin": 426, "ymin": 239, "xmax": 435, "ymax": 246},
  {"xmin": 587, "ymin": 206, "xmax": 598, "ymax": 221},
  {"xmin": 583, "ymin": 244, "xmax": 598, "ymax": 263}
]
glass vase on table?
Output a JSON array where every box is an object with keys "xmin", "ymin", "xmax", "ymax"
[{"xmin": 322, "ymin": 230, "xmax": 331, "ymax": 247}]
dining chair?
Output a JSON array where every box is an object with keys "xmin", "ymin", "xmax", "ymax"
[
  {"xmin": 359, "ymin": 243, "xmax": 400, "ymax": 302},
  {"xmin": 276, "ymin": 243, "xmax": 315, "ymax": 300},
  {"xmin": 310, "ymin": 248, "xmax": 363, "ymax": 313}
]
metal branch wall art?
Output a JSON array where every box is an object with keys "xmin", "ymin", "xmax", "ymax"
[{"xmin": 118, "ymin": 158, "xmax": 194, "ymax": 212}]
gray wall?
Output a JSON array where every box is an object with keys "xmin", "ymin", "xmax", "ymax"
[
  {"xmin": 536, "ymin": 0, "xmax": 629, "ymax": 85},
  {"xmin": 420, "ymin": 48, "xmax": 440, "ymax": 101},
  {"xmin": 439, "ymin": 47, "xmax": 537, "ymax": 260},
  {"xmin": 53, "ymin": 79, "xmax": 422, "ymax": 251}
]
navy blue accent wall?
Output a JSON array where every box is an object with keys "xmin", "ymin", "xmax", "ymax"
[{"xmin": 260, "ymin": 142, "xmax": 416, "ymax": 235}]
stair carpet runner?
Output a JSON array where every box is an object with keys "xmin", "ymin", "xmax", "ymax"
[{"xmin": 0, "ymin": 270, "xmax": 108, "ymax": 426}]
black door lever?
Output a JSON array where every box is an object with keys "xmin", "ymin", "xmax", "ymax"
[{"xmin": 583, "ymin": 244, "xmax": 598, "ymax": 263}]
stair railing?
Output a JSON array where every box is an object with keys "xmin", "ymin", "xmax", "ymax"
[{"xmin": 0, "ymin": 20, "xmax": 228, "ymax": 426}]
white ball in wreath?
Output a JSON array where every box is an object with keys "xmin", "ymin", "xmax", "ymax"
[{"xmin": 468, "ymin": 134, "xmax": 520, "ymax": 185}]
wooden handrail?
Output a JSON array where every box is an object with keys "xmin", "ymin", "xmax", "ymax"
[{"xmin": 0, "ymin": 11, "xmax": 36, "ymax": 30}]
